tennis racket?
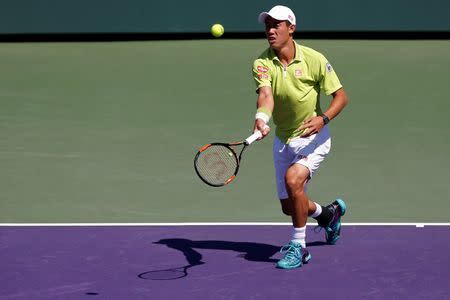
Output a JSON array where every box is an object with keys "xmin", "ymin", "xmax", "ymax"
[{"xmin": 194, "ymin": 127, "xmax": 268, "ymax": 187}]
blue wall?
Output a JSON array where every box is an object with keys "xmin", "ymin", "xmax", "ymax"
[{"xmin": 0, "ymin": 0, "xmax": 449, "ymax": 34}]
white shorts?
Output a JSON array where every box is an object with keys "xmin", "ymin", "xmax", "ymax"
[{"xmin": 273, "ymin": 125, "xmax": 331, "ymax": 199}]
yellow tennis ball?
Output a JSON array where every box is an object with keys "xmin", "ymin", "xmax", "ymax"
[{"xmin": 211, "ymin": 24, "xmax": 224, "ymax": 38}]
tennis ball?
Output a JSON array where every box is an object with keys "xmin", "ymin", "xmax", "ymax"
[{"xmin": 211, "ymin": 24, "xmax": 224, "ymax": 38}]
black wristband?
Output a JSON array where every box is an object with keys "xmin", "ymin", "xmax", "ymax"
[{"xmin": 321, "ymin": 113, "xmax": 330, "ymax": 125}]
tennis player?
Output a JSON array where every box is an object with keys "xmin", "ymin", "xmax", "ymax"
[{"xmin": 252, "ymin": 5, "xmax": 349, "ymax": 269}]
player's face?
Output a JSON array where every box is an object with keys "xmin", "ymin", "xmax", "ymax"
[{"xmin": 264, "ymin": 17, "xmax": 295, "ymax": 49}]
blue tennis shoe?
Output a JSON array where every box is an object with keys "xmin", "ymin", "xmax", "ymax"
[
  {"xmin": 276, "ymin": 241, "xmax": 312, "ymax": 269},
  {"xmin": 323, "ymin": 198, "xmax": 347, "ymax": 244}
]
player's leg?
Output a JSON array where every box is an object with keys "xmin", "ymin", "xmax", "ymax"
[
  {"xmin": 273, "ymin": 137, "xmax": 311, "ymax": 269},
  {"xmin": 274, "ymin": 137, "xmax": 319, "ymax": 217},
  {"xmin": 275, "ymin": 163, "xmax": 313, "ymax": 269},
  {"xmin": 280, "ymin": 129, "xmax": 334, "ymax": 226},
  {"xmin": 280, "ymin": 180, "xmax": 327, "ymax": 217},
  {"xmin": 285, "ymin": 164, "xmax": 310, "ymax": 229},
  {"xmin": 292, "ymin": 126, "xmax": 346, "ymax": 244}
]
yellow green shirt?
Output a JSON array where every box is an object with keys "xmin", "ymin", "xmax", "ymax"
[{"xmin": 252, "ymin": 41, "xmax": 342, "ymax": 143}]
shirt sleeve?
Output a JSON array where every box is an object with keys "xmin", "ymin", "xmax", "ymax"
[
  {"xmin": 318, "ymin": 54, "xmax": 343, "ymax": 95},
  {"xmin": 252, "ymin": 59, "xmax": 272, "ymax": 91}
]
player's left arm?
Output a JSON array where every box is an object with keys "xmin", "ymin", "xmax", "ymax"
[
  {"xmin": 322, "ymin": 87, "xmax": 349, "ymax": 122},
  {"xmin": 299, "ymin": 54, "xmax": 348, "ymax": 137},
  {"xmin": 299, "ymin": 88, "xmax": 348, "ymax": 137}
]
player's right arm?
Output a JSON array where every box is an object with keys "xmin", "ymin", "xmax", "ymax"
[
  {"xmin": 252, "ymin": 58, "xmax": 273, "ymax": 138},
  {"xmin": 253, "ymin": 86, "xmax": 274, "ymax": 138}
]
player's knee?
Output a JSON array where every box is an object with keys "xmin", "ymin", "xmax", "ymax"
[{"xmin": 285, "ymin": 170, "xmax": 308, "ymax": 192}]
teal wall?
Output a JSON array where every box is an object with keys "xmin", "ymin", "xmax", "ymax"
[{"xmin": 0, "ymin": 0, "xmax": 449, "ymax": 34}]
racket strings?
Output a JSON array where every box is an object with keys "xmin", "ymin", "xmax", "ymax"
[{"xmin": 195, "ymin": 145, "xmax": 238, "ymax": 185}]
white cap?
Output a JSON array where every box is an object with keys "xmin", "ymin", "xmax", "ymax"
[{"xmin": 258, "ymin": 5, "xmax": 296, "ymax": 26}]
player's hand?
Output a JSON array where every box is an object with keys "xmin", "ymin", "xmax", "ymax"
[
  {"xmin": 253, "ymin": 119, "xmax": 270, "ymax": 140},
  {"xmin": 298, "ymin": 116, "xmax": 324, "ymax": 137}
]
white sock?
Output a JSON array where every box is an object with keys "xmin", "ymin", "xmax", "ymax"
[
  {"xmin": 291, "ymin": 226, "xmax": 306, "ymax": 248},
  {"xmin": 309, "ymin": 202, "xmax": 322, "ymax": 218}
]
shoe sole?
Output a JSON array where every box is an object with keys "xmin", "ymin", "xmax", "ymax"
[
  {"xmin": 326, "ymin": 198, "xmax": 346, "ymax": 245},
  {"xmin": 276, "ymin": 253, "xmax": 312, "ymax": 269},
  {"xmin": 276, "ymin": 262, "xmax": 302, "ymax": 269},
  {"xmin": 335, "ymin": 198, "xmax": 346, "ymax": 216}
]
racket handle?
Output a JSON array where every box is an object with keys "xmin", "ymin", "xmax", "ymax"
[{"xmin": 245, "ymin": 125, "xmax": 269, "ymax": 145}]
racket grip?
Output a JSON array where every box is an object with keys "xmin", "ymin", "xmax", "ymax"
[{"xmin": 245, "ymin": 125, "xmax": 269, "ymax": 145}]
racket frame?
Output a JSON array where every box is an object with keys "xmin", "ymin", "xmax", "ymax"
[{"xmin": 194, "ymin": 141, "xmax": 248, "ymax": 187}]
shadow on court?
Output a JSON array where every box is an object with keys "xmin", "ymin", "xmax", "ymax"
[{"xmin": 138, "ymin": 238, "xmax": 328, "ymax": 280}]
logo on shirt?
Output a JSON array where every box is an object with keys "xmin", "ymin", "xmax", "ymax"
[
  {"xmin": 326, "ymin": 62, "xmax": 333, "ymax": 73},
  {"xmin": 258, "ymin": 73, "xmax": 269, "ymax": 79},
  {"xmin": 257, "ymin": 66, "xmax": 269, "ymax": 73},
  {"xmin": 295, "ymin": 69, "xmax": 302, "ymax": 77}
]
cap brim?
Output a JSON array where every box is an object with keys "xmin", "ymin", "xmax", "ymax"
[{"xmin": 258, "ymin": 12, "xmax": 269, "ymax": 23}]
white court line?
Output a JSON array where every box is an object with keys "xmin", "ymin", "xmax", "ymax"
[{"xmin": 0, "ymin": 222, "xmax": 449, "ymax": 227}]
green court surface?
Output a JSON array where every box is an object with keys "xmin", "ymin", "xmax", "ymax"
[{"xmin": 1, "ymin": 40, "xmax": 449, "ymax": 223}]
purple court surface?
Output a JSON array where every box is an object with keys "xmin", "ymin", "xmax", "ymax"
[{"xmin": 0, "ymin": 225, "xmax": 449, "ymax": 299}]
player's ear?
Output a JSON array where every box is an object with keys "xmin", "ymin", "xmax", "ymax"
[{"xmin": 288, "ymin": 23, "xmax": 296, "ymax": 35}]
